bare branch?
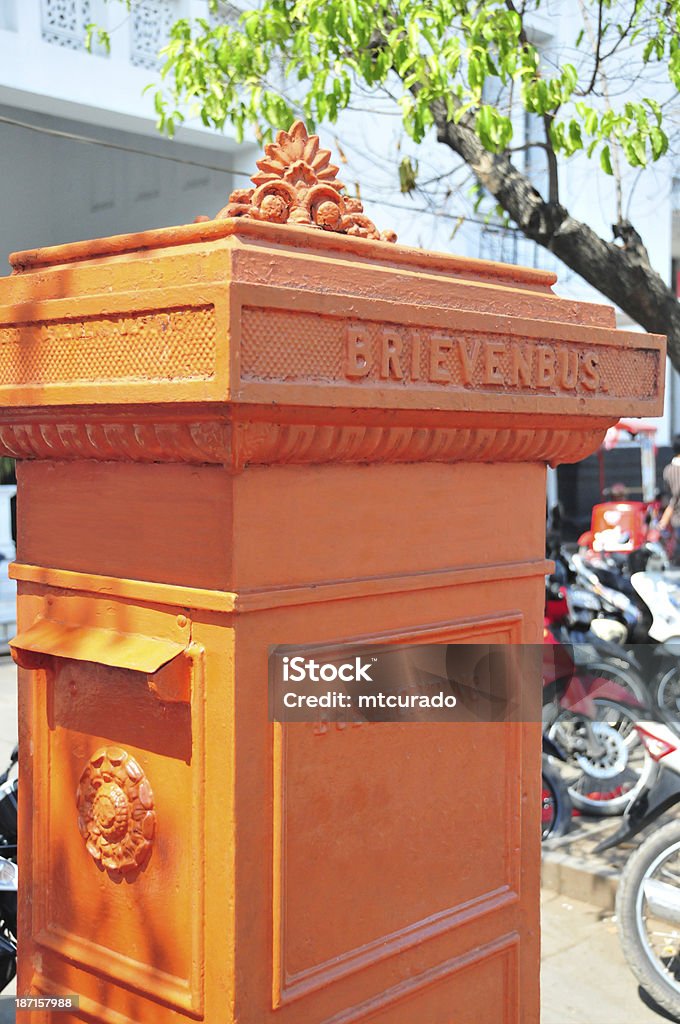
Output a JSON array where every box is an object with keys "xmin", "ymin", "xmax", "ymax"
[{"xmin": 583, "ymin": 0, "xmax": 604, "ymax": 96}]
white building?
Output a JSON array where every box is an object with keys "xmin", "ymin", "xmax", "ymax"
[{"xmin": 0, "ymin": 1, "xmax": 256, "ymax": 268}]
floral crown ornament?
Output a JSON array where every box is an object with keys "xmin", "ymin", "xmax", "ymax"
[{"xmin": 216, "ymin": 120, "xmax": 397, "ymax": 243}]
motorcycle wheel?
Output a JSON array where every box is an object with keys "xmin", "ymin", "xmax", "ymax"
[
  {"xmin": 541, "ymin": 756, "xmax": 572, "ymax": 840},
  {"xmin": 580, "ymin": 658, "xmax": 649, "ymax": 724},
  {"xmin": 617, "ymin": 819, "xmax": 680, "ymax": 1019},
  {"xmin": 0, "ymin": 928, "xmax": 15, "ymax": 992},
  {"xmin": 548, "ymin": 699, "xmax": 651, "ymax": 816},
  {"xmin": 653, "ymin": 664, "xmax": 680, "ymax": 720}
]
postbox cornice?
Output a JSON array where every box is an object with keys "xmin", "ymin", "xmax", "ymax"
[
  {"xmin": 9, "ymin": 216, "xmax": 557, "ymax": 291},
  {"xmin": 0, "ymin": 403, "xmax": 615, "ymax": 468}
]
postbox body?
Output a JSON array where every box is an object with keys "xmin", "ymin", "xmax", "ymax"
[{"xmin": 0, "ymin": 127, "xmax": 665, "ymax": 1023}]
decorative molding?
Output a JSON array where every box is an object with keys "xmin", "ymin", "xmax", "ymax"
[
  {"xmin": 76, "ymin": 746, "xmax": 155, "ymax": 875},
  {"xmin": 231, "ymin": 421, "xmax": 608, "ymax": 469},
  {"xmin": 0, "ymin": 304, "xmax": 216, "ymax": 389},
  {"xmin": 217, "ymin": 120, "xmax": 397, "ymax": 242},
  {"xmin": 0, "ymin": 419, "xmax": 229, "ymax": 464},
  {"xmin": 0, "ymin": 412, "xmax": 609, "ymax": 468},
  {"xmin": 10, "ymin": 560, "xmax": 549, "ymax": 615},
  {"xmin": 320, "ymin": 933, "xmax": 519, "ymax": 1024}
]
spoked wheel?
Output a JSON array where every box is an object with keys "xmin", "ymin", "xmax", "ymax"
[
  {"xmin": 541, "ymin": 756, "xmax": 572, "ymax": 840},
  {"xmin": 548, "ymin": 699, "xmax": 652, "ymax": 816},
  {"xmin": 0, "ymin": 930, "xmax": 15, "ymax": 993},
  {"xmin": 654, "ymin": 665, "xmax": 680, "ymax": 721},
  {"xmin": 617, "ymin": 820, "xmax": 680, "ymax": 1019},
  {"xmin": 579, "ymin": 659, "xmax": 649, "ymax": 731}
]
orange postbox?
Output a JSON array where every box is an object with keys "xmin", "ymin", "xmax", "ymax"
[{"xmin": 0, "ymin": 122, "xmax": 666, "ymax": 1023}]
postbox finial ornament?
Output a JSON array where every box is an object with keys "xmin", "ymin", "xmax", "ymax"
[
  {"xmin": 76, "ymin": 746, "xmax": 156, "ymax": 875},
  {"xmin": 217, "ymin": 120, "xmax": 397, "ymax": 242}
]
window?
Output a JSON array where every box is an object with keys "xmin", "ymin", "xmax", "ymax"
[
  {"xmin": 129, "ymin": 0, "xmax": 178, "ymax": 69},
  {"xmin": 0, "ymin": 1, "xmax": 17, "ymax": 32},
  {"xmin": 41, "ymin": 0, "xmax": 92, "ymax": 49}
]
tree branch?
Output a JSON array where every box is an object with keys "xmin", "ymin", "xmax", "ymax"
[
  {"xmin": 504, "ymin": 0, "xmax": 560, "ymax": 204},
  {"xmin": 542, "ymin": 113, "xmax": 560, "ymax": 204},
  {"xmin": 431, "ymin": 100, "xmax": 680, "ymax": 367},
  {"xmin": 583, "ymin": 0, "xmax": 604, "ymax": 95}
]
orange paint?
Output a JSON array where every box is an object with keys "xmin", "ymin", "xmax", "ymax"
[{"xmin": 0, "ymin": 124, "xmax": 666, "ymax": 1023}]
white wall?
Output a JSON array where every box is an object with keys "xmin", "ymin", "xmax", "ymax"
[
  {"xmin": 0, "ymin": 1, "xmax": 236, "ymax": 147},
  {"xmin": 0, "ymin": 106, "xmax": 242, "ymax": 269}
]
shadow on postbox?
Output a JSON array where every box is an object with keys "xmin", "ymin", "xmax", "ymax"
[{"xmin": 269, "ymin": 643, "xmax": 541, "ymax": 724}]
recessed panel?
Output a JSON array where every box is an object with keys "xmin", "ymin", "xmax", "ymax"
[
  {"xmin": 33, "ymin": 657, "xmax": 205, "ymax": 1014},
  {"xmin": 273, "ymin": 616, "xmax": 525, "ymax": 1004}
]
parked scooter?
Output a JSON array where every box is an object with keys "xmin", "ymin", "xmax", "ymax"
[
  {"xmin": 596, "ymin": 716, "xmax": 680, "ymax": 1018},
  {"xmin": 541, "ymin": 733, "xmax": 572, "ymax": 840},
  {"xmin": 568, "ymin": 550, "xmax": 644, "ymax": 644},
  {"xmin": 629, "ymin": 568, "xmax": 680, "ymax": 715},
  {"xmin": 549, "ymin": 543, "xmax": 680, "ymax": 718},
  {"xmin": 0, "ymin": 745, "xmax": 17, "ymax": 990},
  {"xmin": 546, "ymin": 550, "xmax": 649, "ymax": 682}
]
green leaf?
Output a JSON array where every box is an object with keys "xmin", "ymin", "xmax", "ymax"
[
  {"xmin": 568, "ymin": 121, "xmax": 583, "ymax": 151},
  {"xmin": 584, "ymin": 109, "xmax": 598, "ymax": 135},
  {"xmin": 600, "ymin": 145, "xmax": 613, "ymax": 175},
  {"xmin": 631, "ymin": 135, "xmax": 648, "ymax": 166},
  {"xmin": 650, "ymin": 126, "xmax": 668, "ymax": 160},
  {"xmin": 398, "ymin": 155, "xmax": 419, "ymax": 193}
]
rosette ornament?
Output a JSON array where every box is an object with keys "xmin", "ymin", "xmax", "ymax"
[
  {"xmin": 76, "ymin": 746, "xmax": 156, "ymax": 876},
  {"xmin": 218, "ymin": 120, "xmax": 397, "ymax": 242}
]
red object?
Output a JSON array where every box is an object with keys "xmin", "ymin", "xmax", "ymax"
[
  {"xmin": 545, "ymin": 587, "xmax": 569, "ymax": 627},
  {"xmin": 585, "ymin": 786, "xmax": 625, "ymax": 802},
  {"xmin": 636, "ymin": 725, "xmax": 677, "ymax": 762},
  {"xmin": 587, "ymin": 501, "xmax": 650, "ymax": 552},
  {"xmin": 542, "ymin": 632, "xmax": 645, "ymax": 715}
]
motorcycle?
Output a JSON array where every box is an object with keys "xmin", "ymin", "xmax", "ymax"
[
  {"xmin": 0, "ymin": 745, "xmax": 17, "ymax": 990},
  {"xmin": 543, "ymin": 635, "xmax": 650, "ymax": 816},
  {"xmin": 546, "ymin": 551, "xmax": 649, "ymax": 693},
  {"xmin": 629, "ymin": 568, "xmax": 680, "ymax": 716},
  {"xmin": 568, "ymin": 550, "xmax": 645, "ymax": 644},
  {"xmin": 541, "ymin": 733, "xmax": 572, "ymax": 840},
  {"xmin": 596, "ymin": 716, "xmax": 680, "ymax": 1018},
  {"xmin": 550, "ymin": 544, "xmax": 680, "ymax": 720}
]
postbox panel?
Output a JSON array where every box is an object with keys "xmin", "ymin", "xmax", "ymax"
[
  {"xmin": 274, "ymin": 722, "xmax": 522, "ymax": 998},
  {"xmin": 16, "ymin": 585, "xmax": 209, "ymax": 1020},
  {"xmin": 31, "ymin": 658, "xmax": 204, "ymax": 1015},
  {"xmin": 220, "ymin": 598, "xmax": 539, "ymax": 1024}
]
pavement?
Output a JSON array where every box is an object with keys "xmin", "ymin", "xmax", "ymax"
[
  {"xmin": 541, "ymin": 808, "xmax": 680, "ymax": 1022},
  {"xmin": 541, "ymin": 889, "xmax": 679, "ymax": 1023},
  {"xmin": 542, "ymin": 815, "xmax": 646, "ymax": 913}
]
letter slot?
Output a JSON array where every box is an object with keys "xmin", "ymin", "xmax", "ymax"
[{"xmin": 10, "ymin": 618, "xmax": 198, "ymax": 704}]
